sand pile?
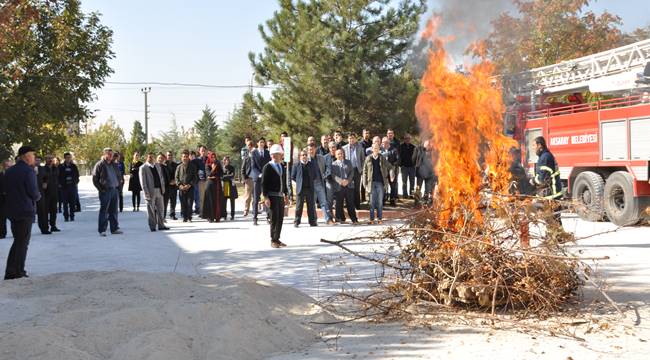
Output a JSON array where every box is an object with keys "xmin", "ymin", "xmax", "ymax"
[{"xmin": 0, "ymin": 271, "xmax": 325, "ymax": 360}]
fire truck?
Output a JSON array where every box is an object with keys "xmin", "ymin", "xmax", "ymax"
[{"xmin": 505, "ymin": 39, "xmax": 650, "ymax": 226}]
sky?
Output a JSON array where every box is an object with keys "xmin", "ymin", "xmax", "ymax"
[{"xmin": 82, "ymin": 0, "xmax": 650, "ymax": 141}]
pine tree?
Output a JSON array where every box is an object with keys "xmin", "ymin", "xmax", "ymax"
[
  {"xmin": 250, "ymin": 0, "xmax": 425, "ymax": 140},
  {"xmin": 126, "ymin": 120, "xmax": 146, "ymax": 167},
  {"xmin": 194, "ymin": 106, "xmax": 219, "ymax": 151}
]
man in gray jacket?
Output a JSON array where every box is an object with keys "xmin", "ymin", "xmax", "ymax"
[
  {"xmin": 342, "ymin": 133, "xmax": 365, "ymax": 209},
  {"xmin": 92, "ymin": 148, "xmax": 123, "ymax": 236},
  {"xmin": 140, "ymin": 153, "xmax": 169, "ymax": 232}
]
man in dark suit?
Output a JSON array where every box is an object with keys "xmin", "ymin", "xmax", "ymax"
[
  {"xmin": 37, "ymin": 155, "xmax": 60, "ymax": 234},
  {"xmin": 251, "ymin": 138, "xmax": 271, "ymax": 225},
  {"xmin": 330, "ymin": 149, "xmax": 359, "ymax": 224},
  {"xmin": 262, "ymin": 144, "xmax": 288, "ymax": 248},
  {"xmin": 291, "ymin": 150, "xmax": 317, "ymax": 227},
  {"xmin": 4, "ymin": 146, "xmax": 41, "ymax": 280},
  {"xmin": 58, "ymin": 152, "xmax": 79, "ymax": 222}
]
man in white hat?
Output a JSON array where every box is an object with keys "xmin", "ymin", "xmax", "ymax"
[{"xmin": 262, "ymin": 144, "xmax": 288, "ymax": 248}]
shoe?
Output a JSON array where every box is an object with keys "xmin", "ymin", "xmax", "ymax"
[
  {"xmin": 150, "ymin": 228, "xmax": 157, "ymax": 232},
  {"xmin": 243, "ymin": 211, "xmax": 248, "ymax": 217},
  {"xmin": 253, "ymin": 219, "xmax": 258, "ymax": 226},
  {"xmin": 377, "ymin": 219, "xmax": 383, "ymax": 225},
  {"xmin": 171, "ymin": 215, "xmax": 178, "ymax": 220},
  {"xmin": 64, "ymin": 218, "xmax": 69, "ymax": 222},
  {"xmin": 230, "ymin": 216, "xmax": 234, "ymax": 220},
  {"xmin": 271, "ymin": 241, "xmax": 281, "ymax": 248},
  {"xmin": 278, "ymin": 241, "xmax": 287, "ymax": 247},
  {"xmin": 368, "ymin": 220, "xmax": 375, "ymax": 225},
  {"xmin": 310, "ymin": 224, "xmax": 318, "ymax": 227},
  {"xmin": 100, "ymin": 232, "xmax": 107, "ymax": 237},
  {"xmin": 188, "ymin": 218, "xmax": 192, "ymax": 223},
  {"xmin": 159, "ymin": 226, "xmax": 170, "ymax": 231},
  {"xmin": 352, "ymin": 221, "xmax": 359, "ymax": 225},
  {"xmin": 294, "ymin": 223, "xmax": 299, "ymax": 228},
  {"xmin": 50, "ymin": 227, "xmax": 61, "ymax": 232},
  {"xmin": 41, "ymin": 230, "xmax": 52, "ymax": 235},
  {"xmin": 70, "ymin": 217, "xmax": 75, "ymax": 222},
  {"xmin": 111, "ymin": 230, "xmax": 124, "ymax": 235},
  {"xmin": 326, "ymin": 220, "xmax": 335, "ymax": 225},
  {"xmin": 183, "ymin": 219, "xmax": 188, "ymax": 223}
]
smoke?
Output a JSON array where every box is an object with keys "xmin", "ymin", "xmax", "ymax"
[{"xmin": 424, "ymin": 0, "xmax": 516, "ymax": 65}]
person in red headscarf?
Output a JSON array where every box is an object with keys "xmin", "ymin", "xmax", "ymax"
[{"xmin": 201, "ymin": 152, "xmax": 224, "ymax": 222}]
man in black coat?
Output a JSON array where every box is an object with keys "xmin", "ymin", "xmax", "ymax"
[
  {"xmin": 164, "ymin": 151, "xmax": 179, "ymax": 220},
  {"xmin": 58, "ymin": 152, "xmax": 80, "ymax": 222},
  {"xmin": 37, "ymin": 155, "xmax": 60, "ymax": 234},
  {"xmin": 262, "ymin": 144, "xmax": 288, "ymax": 248},
  {"xmin": 291, "ymin": 150, "xmax": 317, "ymax": 227},
  {"xmin": 0, "ymin": 160, "xmax": 10, "ymax": 239},
  {"xmin": 4, "ymin": 146, "xmax": 41, "ymax": 280},
  {"xmin": 251, "ymin": 138, "xmax": 271, "ymax": 225}
]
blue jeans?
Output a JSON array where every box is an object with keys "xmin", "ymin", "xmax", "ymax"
[
  {"xmin": 98, "ymin": 187, "xmax": 119, "ymax": 233},
  {"xmin": 401, "ymin": 166, "xmax": 416, "ymax": 197},
  {"xmin": 314, "ymin": 180, "xmax": 332, "ymax": 222},
  {"xmin": 370, "ymin": 181, "xmax": 384, "ymax": 220}
]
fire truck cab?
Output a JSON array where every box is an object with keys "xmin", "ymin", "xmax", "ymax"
[{"xmin": 506, "ymin": 39, "xmax": 650, "ymax": 226}]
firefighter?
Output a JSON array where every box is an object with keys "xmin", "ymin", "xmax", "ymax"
[{"xmin": 530, "ymin": 136, "xmax": 562, "ymax": 200}]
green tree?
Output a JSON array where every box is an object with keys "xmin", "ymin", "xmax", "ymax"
[
  {"xmin": 149, "ymin": 115, "xmax": 200, "ymax": 159},
  {"xmin": 250, "ymin": 0, "xmax": 425, "ymax": 140},
  {"xmin": 67, "ymin": 117, "xmax": 126, "ymax": 173},
  {"xmin": 221, "ymin": 92, "xmax": 269, "ymax": 163},
  {"xmin": 194, "ymin": 105, "xmax": 219, "ymax": 150},
  {"xmin": 0, "ymin": 0, "xmax": 114, "ymax": 160},
  {"xmin": 125, "ymin": 120, "xmax": 146, "ymax": 166},
  {"xmin": 483, "ymin": 0, "xmax": 646, "ymax": 74}
]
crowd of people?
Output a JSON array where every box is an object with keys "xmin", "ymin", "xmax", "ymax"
[{"xmin": 0, "ymin": 128, "xmax": 438, "ymax": 279}]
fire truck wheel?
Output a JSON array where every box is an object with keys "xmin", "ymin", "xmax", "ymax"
[
  {"xmin": 603, "ymin": 171, "xmax": 641, "ymax": 226},
  {"xmin": 572, "ymin": 171, "xmax": 605, "ymax": 222}
]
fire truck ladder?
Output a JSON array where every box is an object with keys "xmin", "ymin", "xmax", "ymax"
[{"xmin": 528, "ymin": 38, "xmax": 650, "ymax": 94}]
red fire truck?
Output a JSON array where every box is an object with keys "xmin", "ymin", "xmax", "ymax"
[{"xmin": 505, "ymin": 39, "xmax": 650, "ymax": 226}]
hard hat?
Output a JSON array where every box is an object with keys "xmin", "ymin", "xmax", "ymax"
[{"xmin": 269, "ymin": 144, "xmax": 284, "ymax": 155}]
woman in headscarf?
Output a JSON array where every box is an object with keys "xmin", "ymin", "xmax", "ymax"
[
  {"xmin": 128, "ymin": 151, "xmax": 143, "ymax": 211},
  {"xmin": 201, "ymin": 152, "xmax": 224, "ymax": 222},
  {"xmin": 221, "ymin": 156, "xmax": 237, "ymax": 220}
]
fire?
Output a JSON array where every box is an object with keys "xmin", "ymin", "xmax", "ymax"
[{"xmin": 415, "ymin": 17, "xmax": 514, "ymax": 231}]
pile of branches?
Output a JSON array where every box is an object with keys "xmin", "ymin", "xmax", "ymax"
[{"xmin": 322, "ymin": 197, "xmax": 602, "ymax": 319}]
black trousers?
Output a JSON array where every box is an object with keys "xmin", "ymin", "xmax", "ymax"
[
  {"xmin": 164, "ymin": 186, "xmax": 178, "ymax": 217},
  {"xmin": 179, "ymin": 188, "xmax": 194, "ymax": 220},
  {"xmin": 352, "ymin": 170, "xmax": 361, "ymax": 209},
  {"xmin": 0, "ymin": 203, "xmax": 6, "ymax": 238},
  {"xmin": 131, "ymin": 191, "xmax": 141, "ymax": 210},
  {"xmin": 335, "ymin": 187, "xmax": 358, "ymax": 222},
  {"xmin": 5, "ymin": 217, "xmax": 32, "ymax": 279},
  {"xmin": 269, "ymin": 196, "xmax": 285, "ymax": 242},
  {"xmin": 37, "ymin": 193, "xmax": 57, "ymax": 232},
  {"xmin": 295, "ymin": 188, "xmax": 317, "ymax": 225},
  {"xmin": 62, "ymin": 185, "xmax": 76, "ymax": 220}
]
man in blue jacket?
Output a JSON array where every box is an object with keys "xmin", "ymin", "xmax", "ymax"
[
  {"xmin": 531, "ymin": 136, "xmax": 562, "ymax": 200},
  {"xmin": 4, "ymin": 146, "xmax": 41, "ymax": 280}
]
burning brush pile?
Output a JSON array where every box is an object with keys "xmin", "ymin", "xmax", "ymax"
[{"xmin": 324, "ymin": 18, "xmax": 588, "ymax": 318}]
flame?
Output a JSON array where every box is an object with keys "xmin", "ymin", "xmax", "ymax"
[{"xmin": 415, "ymin": 17, "xmax": 514, "ymax": 231}]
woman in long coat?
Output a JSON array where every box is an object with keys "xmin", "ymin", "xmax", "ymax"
[
  {"xmin": 201, "ymin": 152, "xmax": 224, "ymax": 222},
  {"xmin": 128, "ymin": 151, "xmax": 143, "ymax": 211},
  {"xmin": 221, "ymin": 156, "xmax": 238, "ymax": 221}
]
